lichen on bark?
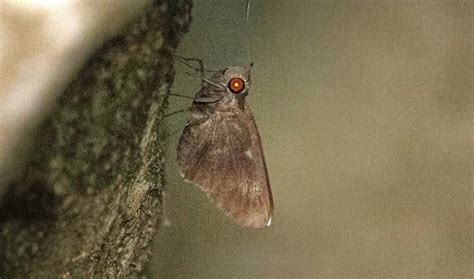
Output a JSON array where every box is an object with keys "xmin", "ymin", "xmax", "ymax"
[{"xmin": 0, "ymin": 0, "xmax": 192, "ymax": 277}]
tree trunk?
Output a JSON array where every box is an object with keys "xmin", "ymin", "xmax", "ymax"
[{"xmin": 0, "ymin": 0, "xmax": 192, "ymax": 276}]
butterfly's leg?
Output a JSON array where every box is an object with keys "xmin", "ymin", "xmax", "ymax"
[
  {"xmin": 174, "ymin": 55, "xmax": 221, "ymax": 75},
  {"xmin": 168, "ymin": 93, "xmax": 193, "ymax": 99},
  {"xmin": 159, "ymin": 108, "xmax": 191, "ymax": 140},
  {"xmin": 163, "ymin": 108, "xmax": 189, "ymax": 118},
  {"xmin": 174, "ymin": 55, "xmax": 205, "ymax": 78}
]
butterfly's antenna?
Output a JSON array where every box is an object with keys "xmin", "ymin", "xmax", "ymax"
[
  {"xmin": 248, "ymin": 62, "xmax": 254, "ymax": 72},
  {"xmin": 246, "ymin": 62, "xmax": 254, "ymax": 80},
  {"xmin": 245, "ymin": 0, "xmax": 253, "ymax": 65},
  {"xmin": 246, "ymin": 0, "xmax": 250, "ymax": 21}
]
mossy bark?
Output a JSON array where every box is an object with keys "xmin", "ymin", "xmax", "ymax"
[{"xmin": 0, "ymin": 0, "xmax": 192, "ymax": 277}]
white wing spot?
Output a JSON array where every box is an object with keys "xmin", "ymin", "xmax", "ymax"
[{"xmin": 266, "ymin": 215, "xmax": 272, "ymax": 227}]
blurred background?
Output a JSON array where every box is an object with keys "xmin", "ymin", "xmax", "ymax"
[{"xmin": 152, "ymin": 0, "xmax": 472, "ymax": 278}]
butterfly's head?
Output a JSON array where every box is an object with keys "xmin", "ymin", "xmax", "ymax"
[
  {"xmin": 206, "ymin": 65, "xmax": 251, "ymax": 93},
  {"xmin": 204, "ymin": 64, "xmax": 252, "ymax": 109},
  {"xmin": 222, "ymin": 65, "xmax": 251, "ymax": 95}
]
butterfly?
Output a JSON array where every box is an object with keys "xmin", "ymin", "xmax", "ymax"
[{"xmin": 176, "ymin": 64, "xmax": 273, "ymax": 229}]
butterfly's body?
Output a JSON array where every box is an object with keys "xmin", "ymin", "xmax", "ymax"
[{"xmin": 177, "ymin": 66, "xmax": 273, "ymax": 229}]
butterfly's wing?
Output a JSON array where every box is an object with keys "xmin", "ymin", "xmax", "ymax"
[{"xmin": 177, "ymin": 102, "xmax": 273, "ymax": 228}]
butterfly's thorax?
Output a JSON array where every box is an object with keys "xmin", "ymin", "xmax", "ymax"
[{"xmin": 191, "ymin": 95, "xmax": 245, "ymax": 119}]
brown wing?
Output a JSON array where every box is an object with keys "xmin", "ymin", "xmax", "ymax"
[{"xmin": 177, "ymin": 102, "xmax": 273, "ymax": 228}]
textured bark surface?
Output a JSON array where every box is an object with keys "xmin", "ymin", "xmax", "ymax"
[{"xmin": 0, "ymin": 0, "xmax": 191, "ymax": 277}]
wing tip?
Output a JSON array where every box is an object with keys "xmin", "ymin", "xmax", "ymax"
[
  {"xmin": 235, "ymin": 211, "xmax": 273, "ymax": 229},
  {"xmin": 266, "ymin": 214, "xmax": 272, "ymax": 227}
]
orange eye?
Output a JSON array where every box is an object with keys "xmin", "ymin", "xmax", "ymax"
[{"xmin": 228, "ymin": 78, "xmax": 245, "ymax": 94}]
